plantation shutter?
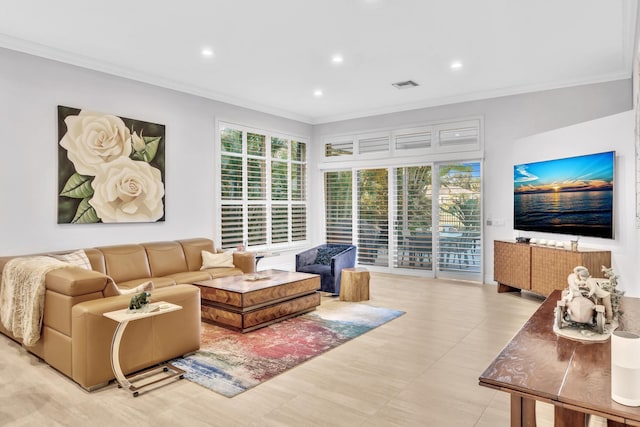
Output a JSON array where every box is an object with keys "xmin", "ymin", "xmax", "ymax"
[
  {"xmin": 221, "ymin": 205, "xmax": 243, "ymax": 248},
  {"xmin": 324, "ymin": 171, "xmax": 353, "ymax": 244},
  {"xmin": 248, "ymin": 206, "xmax": 267, "ymax": 246},
  {"xmin": 292, "ymin": 206, "xmax": 306, "ymax": 242},
  {"xmin": 291, "ymin": 141, "xmax": 307, "ymax": 242},
  {"xmin": 436, "ymin": 120, "xmax": 481, "ymax": 152},
  {"xmin": 325, "ymin": 138, "xmax": 354, "ymax": 157},
  {"xmin": 220, "ymin": 126, "xmax": 245, "ymax": 248},
  {"xmin": 358, "ymin": 134, "xmax": 390, "ymax": 155},
  {"xmin": 220, "ymin": 127, "xmax": 243, "ymax": 200},
  {"xmin": 392, "ymin": 166, "xmax": 433, "ymax": 270},
  {"xmin": 220, "ymin": 123, "xmax": 308, "ymax": 250},
  {"xmin": 357, "ymin": 169, "xmax": 388, "ymax": 266},
  {"xmin": 271, "ymin": 205, "xmax": 289, "ymax": 243},
  {"xmin": 393, "ymin": 128, "xmax": 432, "ymax": 151},
  {"xmin": 436, "ymin": 162, "xmax": 481, "ymax": 273}
]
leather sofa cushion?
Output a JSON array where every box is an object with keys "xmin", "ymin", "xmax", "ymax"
[
  {"xmin": 178, "ymin": 238, "xmax": 215, "ymax": 271},
  {"xmin": 44, "ymin": 289, "xmax": 103, "ymax": 336},
  {"xmin": 42, "ymin": 327, "xmax": 72, "ymax": 378},
  {"xmin": 205, "ymin": 267, "xmax": 243, "ymax": 279},
  {"xmin": 166, "ymin": 270, "xmax": 213, "ymax": 284},
  {"xmin": 84, "ymin": 248, "xmax": 106, "ymax": 274},
  {"xmin": 45, "ymin": 268, "xmax": 110, "ymax": 296},
  {"xmin": 117, "ymin": 276, "xmax": 176, "ymax": 290},
  {"xmin": 97, "ymin": 244, "xmax": 151, "ymax": 284},
  {"xmin": 144, "ymin": 241, "xmax": 189, "ymax": 277}
]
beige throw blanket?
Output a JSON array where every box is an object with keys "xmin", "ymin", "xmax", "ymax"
[{"xmin": 0, "ymin": 256, "xmax": 69, "ymax": 346}]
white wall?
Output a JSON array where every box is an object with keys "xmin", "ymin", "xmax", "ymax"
[
  {"xmin": 0, "ymin": 47, "xmax": 311, "ymax": 255},
  {"xmin": 512, "ymin": 111, "xmax": 636, "ymax": 295},
  {"xmin": 311, "ymin": 80, "xmax": 633, "ymax": 290}
]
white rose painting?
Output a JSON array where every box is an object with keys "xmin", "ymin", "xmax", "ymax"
[{"xmin": 58, "ymin": 106, "xmax": 165, "ymax": 223}]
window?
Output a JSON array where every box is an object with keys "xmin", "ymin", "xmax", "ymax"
[
  {"xmin": 219, "ymin": 123, "xmax": 308, "ymax": 250},
  {"xmin": 322, "ymin": 118, "xmax": 483, "ymax": 280},
  {"xmin": 394, "ymin": 128, "xmax": 432, "ymax": 151},
  {"xmin": 324, "ymin": 137, "xmax": 354, "ymax": 158},
  {"xmin": 435, "ymin": 120, "xmax": 481, "ymax": 152},
  {"xmin": 323, "ymin": 118, "xmax": 481, "ymax": 161},
  {"xmin": 358, "ymin": 133, "xmax": 390, "ymax": 155}
]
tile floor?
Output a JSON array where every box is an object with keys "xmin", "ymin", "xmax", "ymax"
[{"xmin": 0, "ymin": 273, "xmax": 609, "ymax": 426}]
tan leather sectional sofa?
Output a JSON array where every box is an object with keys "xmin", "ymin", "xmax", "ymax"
[{"xmin": 0, "ymin": 237, "xmax": 255, "ymax": 390}]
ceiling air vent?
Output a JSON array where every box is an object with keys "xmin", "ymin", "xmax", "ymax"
[{"xmin": 392, "ymin": 80, "xmax": 419, "ymax": 89}]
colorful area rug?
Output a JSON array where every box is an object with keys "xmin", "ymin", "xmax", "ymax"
[{"xmin": 170, "ymin": 303, "xmax": 404, "ymax": 397}]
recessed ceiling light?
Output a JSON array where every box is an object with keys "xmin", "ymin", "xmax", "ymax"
[
  {"xmin": 313, "ymin": 89, "xmax": 323, "ymax": 97},
  {"xmin": 331, "ymin": 54, "xmax": 344, "ymax": 64},
  {"xmin": 450, "ymin": 61, "xmax": 463, "ymax": 70},
  {"xmin": 201, "ymin": 47, "xmax": 214, "ymax": 58}
]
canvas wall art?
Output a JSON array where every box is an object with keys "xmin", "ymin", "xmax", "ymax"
[{"xmin": 57, "ymin": 105, "xmax": 165, "ymax": 224}]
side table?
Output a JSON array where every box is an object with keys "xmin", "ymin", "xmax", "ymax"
[
  {"xmin": 103, "ymin": 302, "xmax": 185, "ymax": 397},
  {"xmin": 340, "ymin": 267, "xmax": 370, "ymax": 302}
]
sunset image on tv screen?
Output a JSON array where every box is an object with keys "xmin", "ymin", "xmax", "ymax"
[{"xmin": 513, "ymin": 151, "xmax": 614, "ymax": 239}]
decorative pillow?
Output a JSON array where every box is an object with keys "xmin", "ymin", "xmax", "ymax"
[
  {"xmin": 200, "ymin": 250, "xmax": 234, "ymax": 270},
  {"xmin": 117, "ymin": 280, "xmax": 154, "ymax": 295},
  {"xmin": 52, "ymin": 249, "xmax": 92, "ymax": 270},
  {"xmin": 314, "ymin": 246, "xmax": 346, "ymax": 265}
]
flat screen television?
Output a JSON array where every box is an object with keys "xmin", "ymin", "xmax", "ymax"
[{"xmin": 514, "ymin": 151, "xmax": 614, "ymax": 239}]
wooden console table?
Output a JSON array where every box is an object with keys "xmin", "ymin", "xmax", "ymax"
[
  {"xmin": 494, "ymin": 240, "xmax": 611, "ymax": 296},
  {"xmin": 479, "ymin": 290, "xmax": 640, "ymax": 426}
]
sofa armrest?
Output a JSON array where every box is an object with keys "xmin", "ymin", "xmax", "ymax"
[
  {"xmin": 296, "ymin": 248, "xmax": 318, "ymax": 270},
  {"xmin": 46, "ymin": 268, "xmax": 114, "ymax": 297},
  {"xmin": 233, "ymin": 251, "xmax": 256, "ymax": 274},
  {"xmin": 71, "ymin": 284, "xmax": 201, "ymax": 390},
  {"xmin": 330, "ymin": 246, "xmax": 357, "ymax": 292},
  {"xmin": 330, "ymin": 246, "xmax": 357, "ymax": 275}
]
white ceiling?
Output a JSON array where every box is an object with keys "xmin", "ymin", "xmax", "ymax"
[{"xmin": 0, "ymin": 0, "xmax": 636, "ymax": 124}]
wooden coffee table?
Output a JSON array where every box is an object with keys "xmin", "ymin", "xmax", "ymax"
[{"xmin": 193, "ymin": 269, "xmax": 320, "ymax": 332}]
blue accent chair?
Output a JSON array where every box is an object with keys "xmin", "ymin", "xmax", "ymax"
[{"xmin": 295, "ymin": 244, "xmax": 356, "ymax": 295}]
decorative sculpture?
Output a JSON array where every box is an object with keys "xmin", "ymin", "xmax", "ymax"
[
  {"xmin": 128, "ymin": 291, "xmax": 151, "ymax": 311},
  {"xmin": 554, "ymin": 265, "xmax": 623, "ymax": 340}
]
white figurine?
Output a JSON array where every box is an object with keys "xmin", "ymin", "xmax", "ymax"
[
  {"xmin": 565, "ymin": 266, "xmax": 589, "ymax": 302},
  {"xmin": 564, "ymin": 266, "xmax": 612, "ymax": 322}
]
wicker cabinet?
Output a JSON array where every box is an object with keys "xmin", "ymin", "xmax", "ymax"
[
  {"xmin": 494, "ymin": 240, "xmax": 611, "ymax": 296},
  {"xmin": 494, "ymin": 241, "xmax": 531, "ymax": 292}
]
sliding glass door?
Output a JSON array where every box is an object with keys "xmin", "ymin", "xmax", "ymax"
[
  {"xmin": 323, "ymin": 161, "xmax": 482, "ymax": 281},
  {"xmin": 325, "ymin": 171, "xmax": 353, "ymax": 244},
  {"xmin": 436, "ymin": 162, "xmax": 481, "ymax": 278},
  {"xmin": 357, "ymin": 169, "xmax": 388, "ymax": 267},
  {"xmin": 393, "ymin": 166, "xmax": 433, "ymax": 270}
]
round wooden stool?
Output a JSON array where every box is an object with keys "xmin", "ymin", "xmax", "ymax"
[{"xmin": 340, "ymin": 267, "xmax": 370, "ymax": 302}]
